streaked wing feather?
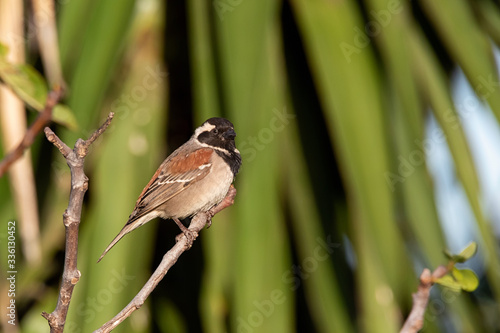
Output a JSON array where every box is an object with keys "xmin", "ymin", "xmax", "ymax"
[{"xmin": 126, "ymin": 148, "xmax": 213, "ymax": 224}]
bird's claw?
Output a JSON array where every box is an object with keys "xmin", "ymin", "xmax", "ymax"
[
  {"xmin": 176, "ymin": 229, "xmax": 197, "ymax": 248},
  {"xmin": 205, "ymin": 216, "xmax": 213, "ymax": 229}
]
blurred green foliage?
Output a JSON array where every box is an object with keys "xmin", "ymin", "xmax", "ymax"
[
  {"xmin": 1, "ymin": 0, "xmax": 500, "ymax": 332},
  {"xmin": 0, "ymin": 44, "xmax": 77, "ymax": 130}
]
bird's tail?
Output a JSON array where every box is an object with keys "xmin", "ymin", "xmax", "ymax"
[{"xmin": 97, "ymin": 218, "xmax": 147, "ymax": 263}]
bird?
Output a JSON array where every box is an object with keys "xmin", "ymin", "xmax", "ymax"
[{"xmin": 97, "ymin": 117, "xmax": 241, "ymax": 262}]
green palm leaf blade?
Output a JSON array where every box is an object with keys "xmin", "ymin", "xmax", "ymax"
[
  {"xmin": 284, "ymin": 125, "xmax": 354, "ymax": 333},
  {"xmin": 476, "ymin": 1, "xmax": 500, "ymax": 47},
  {"xmin": 58, "ymin": 0, "xmax": 136, "ymax": 144},
  {"xmin": 289, "ymin": 0, "xmax": 409, "ymax": 331},
  {"xmin": 363, "ymin": 0, "xmax": 446, "ymax": 271},
  {"xmin": 410, "ymin": 25, "xmax": 500, "ymax": 303},
  {"xmin": 187, "ymin": 1, "xmax": 232, "ymax": 332},
  {"xmin": 420, "ymin": 0, "xmax": 500, "ymax": 123},
  {"xmin": 214, "ymin": 1, "xmax": 294, "ymax": 332}
]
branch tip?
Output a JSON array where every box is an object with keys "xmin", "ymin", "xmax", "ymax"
[
  {"xmin": 85, "ymin": 112, "xmax": 115, "ymax": 147},
  {"xmin": 400, "ymin": 265, "xmax": 452, "ymax": 333}
]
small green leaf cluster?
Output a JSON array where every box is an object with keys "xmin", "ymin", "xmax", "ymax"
[{"xmin": 435, "ymin": 242, "xmax": 479, "ymax": 292}]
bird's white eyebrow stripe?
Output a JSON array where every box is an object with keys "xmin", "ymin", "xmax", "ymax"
[
  {"xmin": 194, "ymin": 139, "xmax": 231, "ymax": 155},
  {"xmin": 193, "ymin": 123, "xmax": 216, "ymax": 137}
]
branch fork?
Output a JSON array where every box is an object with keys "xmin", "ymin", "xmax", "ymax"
[
  {"xmin": 400, "ymin": 265, "xmax": 449, "ymax": 333},
  {"xmin": 41, "ymin": 112, "xmax": 114, "ymax": 333}
]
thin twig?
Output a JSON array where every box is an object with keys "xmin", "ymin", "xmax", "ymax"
[
  {"xmin": 41, "ymin": 112, "xmax": 115, "ymax": 333},
  {"xmin": 94, "ymin": 185, "xmax": 237, "ymax": 333},
  {"xmin": 79, "ymin": 113, "xmax": 115, "ymax": 155},
  {"xmin": 400, "ymin": 265, "xmax": 449, "ymax": 333},
  {"xmin": 0, "ymin": 87, "xmax": 63, "ymax": 177}
]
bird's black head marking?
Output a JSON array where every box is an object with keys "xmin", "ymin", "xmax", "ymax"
[
  {"xmin": 195, "ymin": 117, "xmax": 241, "ymax": 175},
  {"xmin": 196, "ymin": 118, "xmax": 237, "ymax": 148}
]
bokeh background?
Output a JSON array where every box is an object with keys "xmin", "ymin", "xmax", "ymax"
[{"xmin": 1, "ymin": 0, "xmax": 500, "ymax": 332}]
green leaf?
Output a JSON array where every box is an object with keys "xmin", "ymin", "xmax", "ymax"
[
  {"xmin": 435, "ymin": 267, "xmax": 479, "ymax": 292},
  {"xmin": 434, "ymin": 275, "xmax": 463, "ymax": 292},
  {"xmin": 53, "ymin": 105, "xmax": 79, "ymax": 131},
  {"xmin": 457, "ymin": 242, "xmax": 478, "ymax": 262},
  {"xmin": 0, "ymin": 62, "xmax": 48, "ymax": 109},
  {"xmin": 443, "ymin": 242, "xmax": 478, "ymax": 263},
  {"xmin": 0, "ymin": 59, "xmax": 78, "ymax": 130},
  {"xmin": 452, "ymin": 267, "xmax": 480, "ymax": 292}
]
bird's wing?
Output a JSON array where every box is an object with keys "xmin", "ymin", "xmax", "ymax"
[
  {"xmin": 126, "ymin": 147, "xmax": 214, "ymax": 224},
  {"xmin": 97, "ymin": 147, "xmax": 213, "ymax": 263}
]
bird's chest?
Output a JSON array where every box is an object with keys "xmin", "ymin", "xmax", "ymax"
[
  {"xmin": 171, "ymin": 154, "xmax": 234, "ymax": 218},
  {"xmin": 196, "ymin": 155, "xmax": 234, "ymax": 210}
]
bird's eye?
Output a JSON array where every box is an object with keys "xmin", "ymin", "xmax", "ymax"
[{"xmin": 211, "ymin": 128, "xmax": 218, "ymax": 135}]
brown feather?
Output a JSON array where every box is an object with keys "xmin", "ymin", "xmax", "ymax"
[
  {"xmin": 125, "ymin": 148, "xmax": 213, "ymax": 225},
  {"xmin": 168, "ymin": 148, "xmax": 212, "ymax": 173}
]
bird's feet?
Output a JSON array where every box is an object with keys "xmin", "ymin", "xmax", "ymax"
[
  {"xmin": 173, "ymin": 218, "xmax": 197, "ymax": 248},
  {"xmin": 175, "ymin": 229, "xmax": 197, "ymax": 248},
  {"xmin": 205, "ymin": 215, "xmax": 213, "ymax": 228}
]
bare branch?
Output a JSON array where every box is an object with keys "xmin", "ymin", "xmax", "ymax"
[
  {"xmin": 44, "ymin": 127, "xmax": 71, "ymax": 158},
  {"xmin": 85, "ymin": 112, "xmax": 115, "ymax": 147},
  {"xmin": 400, "ymin": 265, "xmax": 449, "ymax": 333},
  {"xmin": 0, "ymin": 87, "xmax": 63, "ymax": 177},
  {"xmin": 41, "ymin": 113, "xmax": 114, "ymax": 333},
  {"xmin": 94, "ymin": 186, "xmax": 237, "ymax": 333}
]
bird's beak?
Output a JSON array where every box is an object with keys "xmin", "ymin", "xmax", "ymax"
[{"xmin": 223, "ymin": 129, "xmax": 236, "ymax": 139}]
